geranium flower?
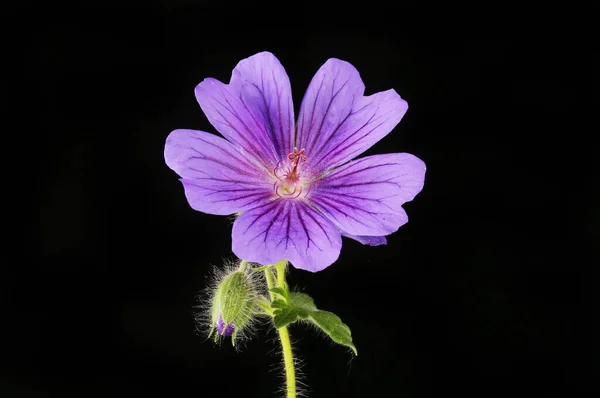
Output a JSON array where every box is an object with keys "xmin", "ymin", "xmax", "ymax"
[{"xmin": 165, "ymin": 52, "xmax": 426, "ymax": 272}]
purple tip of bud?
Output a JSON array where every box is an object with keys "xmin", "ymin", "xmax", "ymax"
[{"xmin": 217, "ymin": 315, "xmax": 235, "ymax": 337}]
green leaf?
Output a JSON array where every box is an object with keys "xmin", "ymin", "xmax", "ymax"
[
  {"xmin": 273, "ymin": 305, "xmax": 299, "ymax": 329},
  {"xmin": 288, "ymin": 292, "xmax": 316, "ymax": 318},
  {"xmin": 272, "ymin": 292, "xmax": 313, "ymax": 327},
  {"xmin": 270, "ymin": 299, "xmax": 288, "ymax": 309},
  {"xmin": 270, "ymin": 291, "xmax": 357, "ymax": 355},
  {"xmin": 309, "ymin": 310, "xmax": 357, "ymax": 355},
  {"xmin": 269, "ymin": 287, "xmax": 289, "ymax": 301}
]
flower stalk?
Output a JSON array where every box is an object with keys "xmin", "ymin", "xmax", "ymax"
[
  {"xmin": 265, "ymin": 261, "xmax": 296, "ymax": 398},
  {"xmin": 277, "ymin": 326, "xmax": 296, "ymax": 398}
]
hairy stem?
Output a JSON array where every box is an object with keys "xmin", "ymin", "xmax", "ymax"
[
  {"xmin": 265, "ymin": 262, "xmax": 296, "ymax": 398},
  {"xmin": 274, "ymin": 260, "xmax": 287, "ymax": 286},
  {"xmin": 277, "ymin": 326, "xmax": 296, "ymax": 398},
  {"xmin": 264, "ymin": 266, "xmax": 276, "ymax": 293}
]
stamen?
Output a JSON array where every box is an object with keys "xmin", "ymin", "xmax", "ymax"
[
  {"xmin": 273, "ymin": 148, "xmax": 313, "ymax": 199},
  {"xmin": 274, "ymin": 181, "xmax": 282, "ymax": 198},
  {"xmin": 293, "ymin": 184, "xmax": 303, "ymax": 199},
  {"xmin": 273, "ymin": 161, "xmax": 287, "ymax": 181}
]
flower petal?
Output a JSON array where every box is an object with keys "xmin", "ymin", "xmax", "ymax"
[
  {"xmin": 232, "ymin": 200, "xmax": 342, "ymax": 272},
  {"xmin": 296, "ymin": 58, "xmax": 408, "ymax": 172},
  {"xmin": 164, "ymin": 129, "xmax": 272, "ymax": 215},
  {"xmin": 340, "ymin": 231, "xmax": 387, "ymax": 246},
  {"xmin": 310, "ymin": 153, "xmax": 426, "ymax": 236},
  {"xmin": 195, "ymin": 52, "xmax": 295, "ymax": 166}
]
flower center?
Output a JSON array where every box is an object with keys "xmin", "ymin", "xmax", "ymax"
[{"xmin": 273, "ymin": 147, "xmax": 315, "ymax": 199}]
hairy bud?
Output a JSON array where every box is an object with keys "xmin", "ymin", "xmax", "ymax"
[{"xmin": 207, "ymin": 262, "xmax": 259, "ymax": 345}]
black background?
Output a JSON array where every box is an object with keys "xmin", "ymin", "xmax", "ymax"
[{"xmin": 10, "ymin": 7, "xmax": 592, "ymax": 398}]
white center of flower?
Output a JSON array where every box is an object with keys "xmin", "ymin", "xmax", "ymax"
[{"xmin": 273, "ymin": 147, "xmax": 315, "ymax": 199}]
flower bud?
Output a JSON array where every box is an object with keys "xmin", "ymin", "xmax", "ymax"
[
  {"xmin": 216, "ymin": 314, "xmax": 235, "ymax": 336},
  {"xmin": 209, "ymin": 268, "xmax": 257, "ymax": 344}
]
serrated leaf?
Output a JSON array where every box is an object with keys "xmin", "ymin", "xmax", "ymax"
[
  {"xmin": 309, "ymin": 311, "xmax": 357, "ymax": 355},
  {"xmin": 270, "ymin": 299, "xmax": 288, "ymax": 309},
  {"xmin": 269, "ymin": 291, "xmax": 357, "ymax": 354},
  {"xmin": 287, "ymin": 292, "xmax": 316, "ymax": 319},
  {"xmin": 272, "ymin": 292, "xmax": 316, "ymax": 328},
  {"xmin": 269, "ymin": 287, "xmax": 288, "ymax": 300},
  {"xmin": 273, "ymin": 306, "xmax": 299, "ymax": 329},
  {"xmin": 288, "ymin": 292, "xmax": 316, "ymax": 309}
]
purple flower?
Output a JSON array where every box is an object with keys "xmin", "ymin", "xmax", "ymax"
[
  {"xmin": 216, "ymin": 315, "xmax": 235, "ymax": 337},
  {"xmin": 165, "ymin": 52, "xmax": 426, "ymax": 272}
]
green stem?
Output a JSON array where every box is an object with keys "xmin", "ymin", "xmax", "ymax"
[
  {"xmin": 256, "ymin": 296, "xmax": 274, "ymax": 316},
  {"xmin": 274, "ymin": 260, "xmax": 287, "ymax": 286},
  {"xmin": 277, "ymin": 326, "xmax": 296, "ymax": 398},
  {"xmin": 264, "ymin": 262, "xmax": 296, "ymax": 398},
  {"xmin": 264, "ymin": 266, "xmax": 276, "ymax": 296}
]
